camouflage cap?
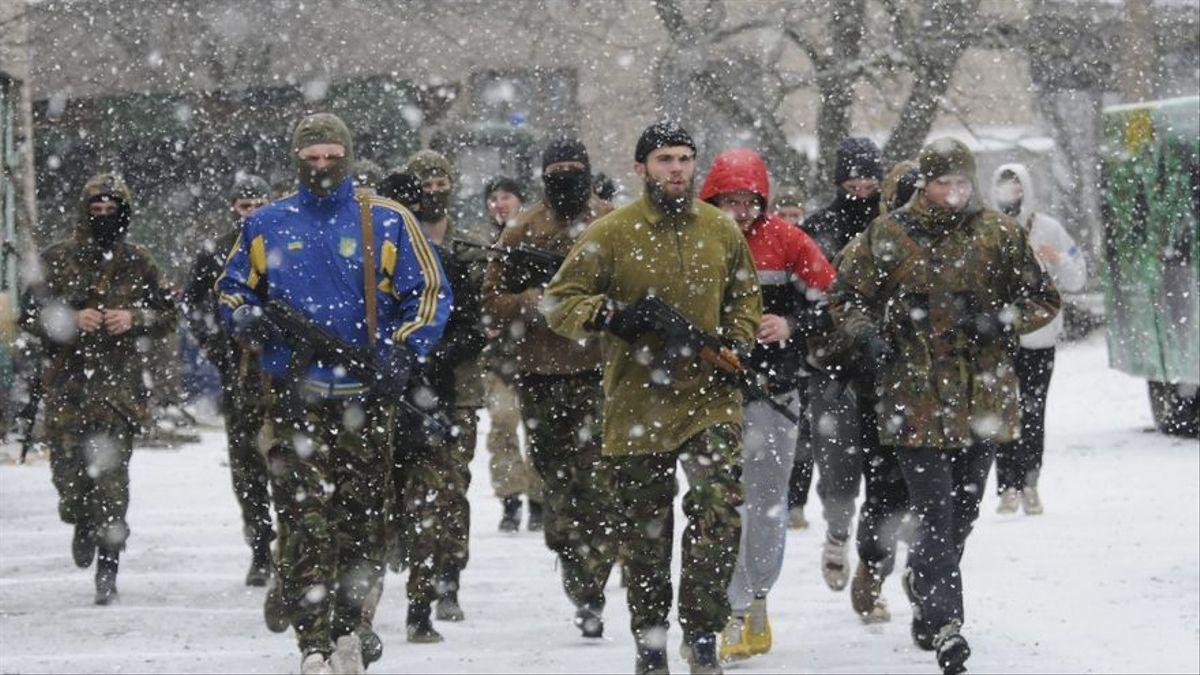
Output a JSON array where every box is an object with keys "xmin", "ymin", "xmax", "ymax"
[
  {"xmin": 918, "ymin": 138, "xmax": 976, "ymax": 182},
  {"xmin": 773, "ymin": 185, "xmax": 805, "ymax": 210},
  {"xmin": 404, "ymin": 149, "xmax": 453, "ymax": 183},
  {"xmin": 80, "ymin": 173, "xmax": 133, "ymax": 211},
  {"xmin": 351, "ymin": 159, "xmax": 384, "ymax": 189},
  {"xmin": 229, "ymin": 173, "xmax": 271, "ymax": 202},
  {"xmin": 291, "ymin": 112, "xmax": 355, "ymax": 160}
]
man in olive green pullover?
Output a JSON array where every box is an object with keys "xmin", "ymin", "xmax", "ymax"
[{"xmin": 543, "ymin": 121, "xmax": 762, "ymax": 674}]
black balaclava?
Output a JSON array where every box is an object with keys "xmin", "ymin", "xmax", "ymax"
[
  {"xmin": 404, "ymin": 150, "xmax": 453, "ymax": 223},
  {"xmin": 87, "ymin": 197, "xmax": 131, "ymax": 249},
  {"xmin": 832, "ymin": 137, "xmax": 883, "ymax": 225},
  {"xmin": 542, "ymin": 137, "xmax": 592, "ymax": 220},
  {"xmin": 291, "ymin": 113, "xmax": 354, "ymax": 196},
  {"xmin": 996, "ymin": 169, "xmax": 1023, "ymax": 218}
]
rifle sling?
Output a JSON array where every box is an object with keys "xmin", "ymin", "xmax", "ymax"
[{"xmin": 357, "ymin": 189, "xmax": 378, "ymax": 350}]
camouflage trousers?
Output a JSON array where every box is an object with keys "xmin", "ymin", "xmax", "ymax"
[
  {"xmin": 390, "ymin": 406, "xmax": 477, "ymax": 605},
  {"xmin": 266, "ymin": 394, "xmax": 393, "ymax": 655},
  {"xmin": 222, "ymin": 377, "xmax": 274, "ymax": 550},
  {"xmin": 485, "ymin": 372, "xmax": 543, "ymax": 501},
  {"xmin": 45, "ymin": 405, "xmax": 135, "ymax": 550},
  {"xmin": 615, "ymin": 423, "xmax": 743, "ymax": 642},
  {"xmin": 517, "ymin": 372, "xmax": 616, "ymax": 610}
]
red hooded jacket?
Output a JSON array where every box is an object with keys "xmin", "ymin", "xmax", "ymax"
[
  {"xmin": 699, "ymin": 148, "xmax": 834, "ymax": 294},
  {"xmin": 700, "ymin": 148, "xmax": 835, "ymax": 393}
]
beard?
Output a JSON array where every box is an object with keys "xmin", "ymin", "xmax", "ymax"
[{"xmin": 645, "ymin": 175, "xmax": 694, "ymax": 216}]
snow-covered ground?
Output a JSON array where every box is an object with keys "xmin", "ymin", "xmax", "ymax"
[{"xmin": 1, "ymin": 335, "xmax": 1197, "ymax": 674}]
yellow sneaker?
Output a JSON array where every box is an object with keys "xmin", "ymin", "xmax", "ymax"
[
  {"xmin": 745, "ymin": 597, "xmax": 772, "ymax": 655},
  {"xmin": 718, "ymin": 613, "xmax": 753, "ymax": 662}
]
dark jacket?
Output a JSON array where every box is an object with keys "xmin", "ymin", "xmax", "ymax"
[{"xmin": 802, "ymin": 190, "xmax": 883, "ymax": 260}]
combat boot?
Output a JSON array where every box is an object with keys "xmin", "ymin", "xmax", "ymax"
[
  {"xmin": 245, "ymin": 541, "xmax": 271, "ymax": 587},
  {"xmin": 996, "ymin": 487, "xmax": 1020, "ymax": 514},
  {"xmin": 745, "ymin": 596, "xmax": 772, "ymax": 655},
  {"xmin": 498, "ymin": 496, "xmax": 521, "ymax": 533},
  {"xmin": 406, "ymin": 603, "xmax": 444, "ymax": 643},
  {"xmin": 821, "ymin": 534, "xmax": 850, "ymax": 591},
  {"xmin": 527, "ymin": 499, "xmax": 544, "ymax": 532},
  {"xmin": 72, "ymin": 521, "xmax": 96, "ymax": 569},
  {"xmin": 264, "ymin": 573, "xmax": 290, "ymax": 633},
  {"xmin": 717, "ymin": 613, "xmax": 751, "ymax": 662},
  {"xmin": 1021, "ymin": 486, "xmax": 1044, "ymax": 515},
  {"xmin": 635, "ymin": 642, "xmax": 669, "ymax": 675},
  {"xmin": 574, "ymin": 603, "xmax": 604, "ymax": 638},
  {"xmin": 435, "ymin": 573, "xmax": 465, "ymax": 621},
  {"xmin": 330, "ymin": 632, "xmax": 364, "ymax": 675},
  {"xmin": 901, "ymin": 567, "xmax": 935, "ymax": 651},
  {"xmin": 357, "ymin": 627, "xmax": 382, "ymax": 669},
  {"xmin": 851, "ymin": 561, "xmax": 891, "ymax": 623},
  {"xmin": 686, "ymin": 634, "xmax": 722, "ymax": 674},
  {"xmin": 934, "ymin": 621, "xmax": 971, "ymax": 675},
  {"xmin": 94, "ymin": 547, "xmax": 119, "ymax": 606}
]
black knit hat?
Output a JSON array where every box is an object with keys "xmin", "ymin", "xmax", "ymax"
[
  {"xmin": 484, "ymin": 175, "xmax": 525, "ymax": 204},
  {"xmin": 542, "ymin": 137, "xmax": 590, "ymax": 172},
  {"xmin": 635, "ymin": 120, "xmax": 696, "ymax": 163},
  {"xmin": 833, "ymin": 137, "xmax": 883, "ymax": 184},
  {"xmin": 377, "ymin": 171, "xmax": 424, "ymax": 212}
]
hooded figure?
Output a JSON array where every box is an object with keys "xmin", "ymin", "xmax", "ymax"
[
  {"xmin": 990, "ymin": 163, "xmax": 1087, "ymax": 350},
  {"xmin": 803, "ymin": 137, "xmax": 884, "ymax": 258},
  {"xmin": 20, "ymin": 171, "xmax": 176, "ymax": 606},
  {"xmin": 699, "ymin": 147, "xmax": 834, "ymax": 656}
]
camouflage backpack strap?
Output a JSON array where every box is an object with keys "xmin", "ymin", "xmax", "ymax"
[{"xmin": 357, "ymin": 188, "xmax": 378, "ymax": 349}]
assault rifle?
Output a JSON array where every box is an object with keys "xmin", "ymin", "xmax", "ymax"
[
  {"xmin": 452, "ymin": 239, "xmax": 565, "ymax": 291},
  {"xmin": 635, "ymin": 296, "xmax": 801, "ymax": 424},
  {"xmin": 259, "ymin": 299, "xmax": 448, "ymax": 438}
]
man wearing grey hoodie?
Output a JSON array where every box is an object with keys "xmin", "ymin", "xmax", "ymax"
[{"xmin": 990, "ymin": 163, "xmax": 1087, "ymax": 515}]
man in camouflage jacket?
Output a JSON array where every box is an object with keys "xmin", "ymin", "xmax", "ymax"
[
  {"xmin": 20, "ymin": 173, "xmax": 177, "ymax": 605},
  {"xmin": 828, "ymin": 138, "xmax": 1060, "ymax": 673}
]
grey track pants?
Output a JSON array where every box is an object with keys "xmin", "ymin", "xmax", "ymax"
[
  {"xmin": 728, "ymin": 392, "xmax": 802, "ymax": 613},
  {"xmin": 807, "ymin": 377, "xmax": 864, "ymax": 542}
]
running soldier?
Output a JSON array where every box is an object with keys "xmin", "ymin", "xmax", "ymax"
[
  {"xmin": 402, "ymin": 149, "xmax": 485, "ymax": 625},
  {"xmin": 829, "ymin": 138, "xmax": 1060, "ymax": 674},
  {"xmin": 182, "ymin": 173, "xmax": 274, "ymax": 586},
  {"xmin": 217, "ymin": 113, "xmax": 450, "ymax": 674},
  {"xmin": 20, "ymin": 173, "xmax": 177, "ymax": 605},
  {"xmin": 481, "ymin": 138, "xmax": 617, "ymax": 638},
  {"xmin": 543, "ymin": 121, "xmax": 761, "ymax": 674}
]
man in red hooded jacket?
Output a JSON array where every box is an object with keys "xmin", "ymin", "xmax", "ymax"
[{"xmin": 699, "ymin": 148, "xmax": 834, "ymax": 662}]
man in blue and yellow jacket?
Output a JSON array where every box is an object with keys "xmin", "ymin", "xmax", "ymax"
[{"xmin": 217, "ymin": 112, "xmax": 450, "ymax": 674}]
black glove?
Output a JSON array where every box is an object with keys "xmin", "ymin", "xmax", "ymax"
[
  {"xmin": 850, "ymin": 329, "xmax": 895, "ymax": 390},
  {"xmin": 957, "ymin": 311, "xmax": 1010, "ymax": 347},
  {"xmin": 373, "ymin": 342, "xmax": 413, "ymax": 400},
  {"xmin": 604, "ymin": 297, "xmax": 658, "ymax": 343},
  {"xmin": 231, "ymin": 304, "xmax": 275, "ymax": 347}
]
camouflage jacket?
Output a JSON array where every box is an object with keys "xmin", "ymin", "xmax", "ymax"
[
  {"xmin": 828, "ymin": 194, "xmax": 1060, "ymax": 449},
  {"xmin": 21, "ymin": 224, "xmax": 177, "ymax": 429}
]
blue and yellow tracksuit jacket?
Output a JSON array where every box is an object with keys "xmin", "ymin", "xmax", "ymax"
[{"xmin": 216, "ymin": 177, "xmax": 451, "ymax": 398}]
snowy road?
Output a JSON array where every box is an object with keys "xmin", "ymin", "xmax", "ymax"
[{"xmin": 1, "ymin": 336, "xmax": 1197, "ymax": 674}]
